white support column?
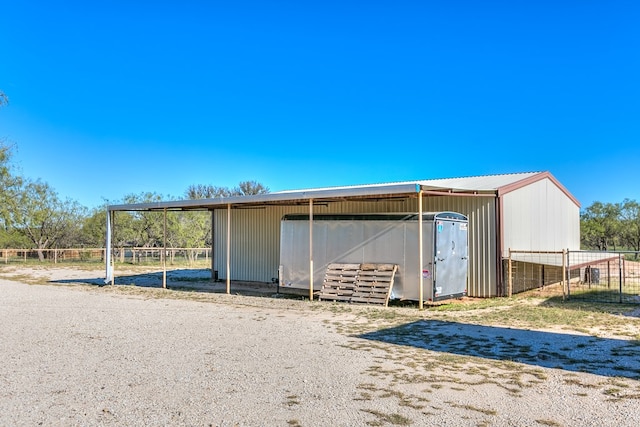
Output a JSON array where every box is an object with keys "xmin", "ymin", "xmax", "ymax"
[
  {"xmin": 309, "ymin": 198, "xmax": 314, "ymax": 301},
  {"xmin": 210, "ymin": 210, "xmax": 215, "ymax": 281},
  {"xmin": 104, "ymin": 209, "xmax": 113, "ymax": 285},
  {"xmin": 162, "ymin": 208, "xmax": 167, "ymax": 289},
  {"xmin": 418, "ymin": 190, "xmax": 424, "ymax": 310},
  {"xmin": 226, "ymin": 203, "xmax": 231, "ymax": 294}
]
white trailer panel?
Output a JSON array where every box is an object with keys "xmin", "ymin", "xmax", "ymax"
[{"xmin": 279, "ymin": 212, "xmax": 468, "ymax": 302}]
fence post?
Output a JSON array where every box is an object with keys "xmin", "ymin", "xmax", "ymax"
[
  {"xmin": 565, "ymin": 249, "xmax": 571, "ymax": 300},
  {"xmin": 561, "ymin": 249, "xmax": 567, "ymax": 301},
  {"xmin": 619, "ymin": 253, "xmax": 624, "ymax": 303},
  {"xmin": 508, "ymin": 248, "xmax": 513, "ymax": 298}
]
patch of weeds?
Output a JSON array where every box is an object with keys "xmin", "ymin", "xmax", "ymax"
[
  {"xmin": 357, "ymin": 383, "xmax": 428, "ymax": 409},
  {"xmin": 0, "ymin": 273, "xmax": 50, "ymax": 285},
  {"xmin": 603, "ymin": 387, "xmax": 621, "ymax": 397},
  {"xmin": 380, "ymin": 389, "xmax": 427, "ymax": 410},
  {"xmin": 362, "ymin": 409, "xmax": 413, "ymax": 426},
  {"xmin": 358, "ymin": 383, "xmax": 379, "ymax": 392},
  {"xmin": 607, "ymin": 378, "xmax": 631, "ymax": 389},
  {"xmin": 449, "ymin": 402, "xmax": 497, "ymax": 416},
  {"xmin": 285, "ymin": 395, "xmax": 300, "ymax": 406},
  {"xmin": 535, "ymin": 419, "xmax": 562, "ymax": 426},
  {"xmin": 354, "ymin": 392, "xmax": 373, "ymax": 401}
]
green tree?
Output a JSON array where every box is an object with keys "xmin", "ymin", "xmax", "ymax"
[
  {"xmin": 0, "ymin": 92, "xmax": 24, "ymax": 248},
  {"xmin": 11, "ymin": 179, "xmax": 85, "ymax": 260},
  {"xmin": 620, "ymin": 199, "xmax": 640, "ymax": 253},
  {"xmin": 119, "ymin": 192, "xmax": 175, "ymax": 248},
  {"xmin": 180, "ymin": 181, "xmax": 269, "ymax": 261},
  {"xmin": 0, "ymin": 228, "xmax": 30, "ymax": 249},
  {"xmin": 580, "ymin": 201, "xmax": 622, "ymax": 250},
  {"xmin": 0, "ymin": 144, "xmax": 24, "ymax": 247},
  {"xmin": 79, "ymin": 206, "xmax": 111, "ymax": 247}
]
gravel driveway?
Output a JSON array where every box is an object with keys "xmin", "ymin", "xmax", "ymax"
[{"xmin": 1, "ymin": 269, "xmax": 639, "ymax": 426}]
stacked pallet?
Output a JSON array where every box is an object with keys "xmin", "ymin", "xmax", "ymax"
[
  {"xmin": 318, "ymin": 263, "xmax": 398, "ymax": 307},
  {"xmin": 351, "ymin": 263, "xmax": 398, "ymax": 306},
  {"xmin": 316, "ymin": 263, "xmax": 360, "ymax": 302}
]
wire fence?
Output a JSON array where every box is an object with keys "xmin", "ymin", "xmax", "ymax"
[
  {"xmin": 0, "ymin": 248, "xmax": 211, "ymax": 266},
  {"xmin": 506, "ymin": 249, "xmax": 640, "ymax": 304}
]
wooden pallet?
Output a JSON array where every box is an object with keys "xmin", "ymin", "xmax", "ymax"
[
  {"xmin": 351, "ymin": 263, "xmax": 398, "ymax": 307},
  {"xmin": 318, "ymin": 263, "xmax": 398, "ymax": 307},
  {"xmin": 317, "ymin": 263, "xmax": 360, "ymax": 302}
]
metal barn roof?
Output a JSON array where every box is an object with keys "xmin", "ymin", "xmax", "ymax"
[
  {"xmin": 275, "ymin": 172, "xmax": 540, "ymax": 194},
  {"xmin": 108, "ymin": 171, "xmax": 576, "ymax": 212}
]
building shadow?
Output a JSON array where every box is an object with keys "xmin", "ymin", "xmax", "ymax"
[
  {"xmin": 49, "ymin": 269, "xmax": 280, "ymax": 297},
  {"xmin": 358, "ymin": 319, "xmax": 640, "ymax": 379}
]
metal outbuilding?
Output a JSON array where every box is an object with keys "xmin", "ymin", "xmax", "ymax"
[{"xmin": 105, "ymin": 171, "xmax": 580, "ymax": 303}]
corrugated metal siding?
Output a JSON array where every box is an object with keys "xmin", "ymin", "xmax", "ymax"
[
  {"xmin": 213, "ymin": 196, "xmax": 498, "ymax": 298},
  {"xmin": 214, "ymin": 205, "xmax": 306, "ymax": 282},
  {"xmin": 502, "ymin": 178, "xmax": 580, "ymax": 256},
  {"xmin": 213, "ymin": 199, "xmax": 417, "ymax": 282}
]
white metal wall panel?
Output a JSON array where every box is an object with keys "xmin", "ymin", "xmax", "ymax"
[
  {"xmin": 213, "ymin": 196, "xmax": 498, "ymax": 297},
  {"xmin": 502, "ymin": 178, "xmax": 580, "ymax": 257},
  {"xmin": 279, "ymin": 219, "xmax": 427, "ymax": 299}
]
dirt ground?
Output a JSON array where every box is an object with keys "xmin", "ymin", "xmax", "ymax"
[{"xmin": 1, "ymin": 266, "xmax": 639, "ymax": 426}]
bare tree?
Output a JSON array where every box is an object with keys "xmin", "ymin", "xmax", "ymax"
[
  {"xmin": 232, "ymin": 180, "xmax": 270, "ymax": 196},
  {"xmin": 185, "ymin": 181, "xmax": 270, "ymax": 199},
  {"xmin": 0, "ymin": 90, "xmax": 7, "ymax": 107},
  {"xmin": 185, "ymin": 184, "xmax": 232, "ymax": 199}
]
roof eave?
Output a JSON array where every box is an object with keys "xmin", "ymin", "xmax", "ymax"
[{"xmin": 107, "ymin": 183, "xmax": 423, "ymax": 212}]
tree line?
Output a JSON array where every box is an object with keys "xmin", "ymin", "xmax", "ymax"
[
  {"xmin": 0, "ymin": 141, "xmax": 269, "ymax": 260},
  {"xmin": 580, "ymin": 200, "xmax": 640, "ymax": 252},
  {"xmin": 1, "ymin": 144, "xmax": 268, "ymax": 259}
]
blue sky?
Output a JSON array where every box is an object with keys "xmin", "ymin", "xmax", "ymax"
[{"xmin": 1, "ymin": 0, "xmax": 638, "ymax": 210}]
